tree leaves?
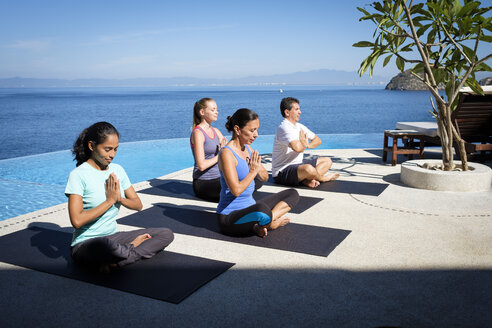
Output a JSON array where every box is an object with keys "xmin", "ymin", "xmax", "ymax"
[
  {"xmin": 383, "ymin": 54, "xmax": 393, "ymax": 67},
  {"xmin": 479, "ymin": 34, "xmax": 492, "ymax": 42},
  {"xmin": 427, "ymin": 2, "xmax": 442, "ymax": 16},
  {"xmin": 457, "ymin": 1, "xmax": 480, "ymax": 17},
  {"xmin": 396, "ymin": 56, "xmax": 405, "ymax": 72},
  {"xmin": 352, "ymin": 41, "xmax": 374, "ymax": 47},
  {"xmin": 353, "ymin": 0, "xmax": 491, "ymax": 169},
  {"xmin": 461, "ymin": 45, "xmax": 476, "ymax": 62},
  {"xmin": 354, "ymin": 0, "xmax": 489, "ymax": 98},
  {"xmin": 465, "ymin": 77, "xmax": 484, "ymax": 95},
  {"xmin": 475, "ymin": 62, "xmax": 492, "ymax": 72},
  {"xmin": 412, "ymin": 62, "xmax": 425, "ymax": 74},
  {"xmin": 426, "ymin": 29, "xmax": 437, "ymax": 44},
  {"xmin": 417, "ymin": 23, "xmax": 433, "ymax": 37}
]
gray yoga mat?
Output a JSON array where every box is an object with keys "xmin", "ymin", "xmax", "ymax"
[
  {"xmin": 139, "ymin": 180, "xmax": 323, "ymax": 214},
  {"xmin": 0, "ymin": 227, "xmax": 234, "ymax": 304},
  {"xmin": 119, "ymin": 204, "xmax": 351, "ymax": 257}
]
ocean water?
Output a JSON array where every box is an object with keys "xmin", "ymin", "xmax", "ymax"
[
  {"xmin": 0, "ymin": 86, "xmax": 435, "ymax": 160},
  {"xmin": 0, "ymin": 86, "xmax": 436, "ymax": 221}
]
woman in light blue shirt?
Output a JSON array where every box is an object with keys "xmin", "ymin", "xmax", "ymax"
[{"xmin": 65, "ymin": 122, "xmax": 173, "ymax": 272}]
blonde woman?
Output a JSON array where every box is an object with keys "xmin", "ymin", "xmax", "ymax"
[{"xmin": 190, "ymin": 98, "xmax": 227, "ymax": 202}]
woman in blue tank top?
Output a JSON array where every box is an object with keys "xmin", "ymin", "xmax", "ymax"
[
  {"xmin": 217, "ymin": 108, "xmax": 299, "ymax": 237},
  {"xmin": 190, "ymin": 98, "xmax": 264, "ymax": 202},
  {"xmin": 190, "ymin": 98, "xmax": 227, "ymax": 202}
]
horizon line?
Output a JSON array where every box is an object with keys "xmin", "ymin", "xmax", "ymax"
[{"xmin": 0, "ymin": 68, "xmax": 393, "ymax": 82}]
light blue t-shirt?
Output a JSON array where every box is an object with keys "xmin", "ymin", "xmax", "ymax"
[{"xmin": 65, "ymin": 162, "xmax": 131, "ymax": 246}]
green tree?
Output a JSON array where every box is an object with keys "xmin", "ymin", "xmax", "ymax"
[{"xmin": 354, "ymin": 0, "xmax": 491, "ymax": 171}]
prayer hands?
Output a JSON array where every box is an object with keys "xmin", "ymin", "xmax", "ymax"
[
  {"xmin": 105, "ymin": 173, "xmax": 121, "ymax": 204},
  {"xmin": 247, "ymin": 150, "xmax": 261, "ymax": 174},
  {"xmin": 219, "ymin": 137, "xmax": 228, "ymax": 149}
]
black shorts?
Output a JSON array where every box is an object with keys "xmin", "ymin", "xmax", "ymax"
[
  {"xmin": 194, "ymin": 176, "xmax": 265, "ymax": 203},
  {"xmin": 193, "ymin": 178, "xmax": 221, "ymax": 202},
  {"xmin": 273, "ymin": 158, "xmax": 318, "ymax": 186}
]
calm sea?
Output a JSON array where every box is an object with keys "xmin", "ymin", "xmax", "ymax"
[{"xmin": 0, "ymin": 86, "xmax": 435, "ymax": 160}]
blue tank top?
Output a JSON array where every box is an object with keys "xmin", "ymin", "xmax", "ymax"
[
  {"xmin": 216, "ymin": 145, "xmax": 255, "ymax": 215},
  {"xmin": 191, "ymin": 126, "xmax": 221, "ymax": 180}
]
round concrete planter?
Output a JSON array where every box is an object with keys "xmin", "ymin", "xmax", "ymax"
[{"xmin": 400, "ymin": 159, "xmax": 492, "ymax": 192}]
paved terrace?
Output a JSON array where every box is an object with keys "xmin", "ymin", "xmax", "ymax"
[{"xmin": 0, "ymin": 148, "xmax": 491, "ymax": 328}]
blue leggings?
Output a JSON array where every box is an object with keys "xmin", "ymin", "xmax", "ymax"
[{"xmin": 217, "ymin": 188, "xmax": 299, "ymax": 236}]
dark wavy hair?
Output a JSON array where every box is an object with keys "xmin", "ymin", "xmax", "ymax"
[
  {"xmin": 72, "ymin": 122, "xmax": 119, "ymax": 166},
  {"xmin": 280, "ymin": 97, "xmax": 299, "ymax": 117},
  {"xmin": 225, "ymin": 108, "xmax": 259, "ymax": 136}
]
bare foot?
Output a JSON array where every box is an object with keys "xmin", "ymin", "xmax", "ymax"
[
  {"xmin": 279, "ymin": 217, "xmax": 290, "ymax": 226},
  {"xmin": 130, "ymin": 233, "xmax": 152, "ymax": 247},
  {"xmin": 269, "ymin": 216, "xmax": 290, "ymax": 230},
  {"xmin": 302, "ymin": 179, "xmax": 320, "ymax": 188},
  {"xmin": 253, "ymin": 224, "xmax": 268, "ymax": 238},
  {"xmin": 324, "ymin": 172, "xmax": 340, "ymax": 181}
]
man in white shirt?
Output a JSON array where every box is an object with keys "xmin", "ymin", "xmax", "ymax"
[{"xmin": 272, "ymin": 97, "xmax": 339, "ymax": 188}]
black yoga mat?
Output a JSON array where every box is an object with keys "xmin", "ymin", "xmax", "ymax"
[
  {"xmin": 265, "ymin": 176, "xmax": 389, "ymax": 196},
  {"xmin": 139, "ymin": 180, "xmax": 323, "ymax": 214},
  {"xmin": 141, "ymin": 180, "xmax": 194, "ymax": 198},
  {"xmin": 119, "ymin": 204, "xmax": 351, "ymax": 257},
  {"xmin": 252, "ymin": 191, "xmax": 322, "ymax": 214},
  {"xmin": 0, "ymin": 227, "xmax": 234, "ymax": 304},
  {"xmin": 310, "ymin": 180, "xmax": 389, "ymax": 196}
]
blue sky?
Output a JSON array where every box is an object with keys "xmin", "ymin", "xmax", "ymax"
[{"xmin": 0, "ymin": 0, "xmax": 490, "ymax": 80}]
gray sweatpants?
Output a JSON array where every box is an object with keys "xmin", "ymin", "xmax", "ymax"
[{"xmin": 71, "ymin": 228, "xmax": 174, "ymax": 268}]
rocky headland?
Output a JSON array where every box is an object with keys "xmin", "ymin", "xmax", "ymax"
[
  {"xmin": 479, "ymin": 77, "xmax": 492, "ymax": 86},
  {"xmin": 385, "ymin": 70, "xmax": 491, "ymax": 90},
  {"xmin": 385, "ymin": 70, "xmax": 438, "ymax": 90}
]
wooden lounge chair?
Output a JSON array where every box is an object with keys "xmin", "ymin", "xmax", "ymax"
[
  {"xmin": 452, "ymin": 87, "xmax": 492, "ymax": 159},
  {"xmin": 393, "ymin": 86, "xmax": 492, "ymax": 161}
]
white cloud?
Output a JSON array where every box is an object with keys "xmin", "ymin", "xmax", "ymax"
[
  {"xmin": 89, "ymin": 24, "xmax": 238, "ymax": 45},
  {"xmin": 163, "ymin": 24, "xmax": 238, "ymax": 33},
  {"xmin": 94, "ymin": 55, "xmax": 158, "ymax": 70},
  {"xmin": 97, "ymin": 30, "xmax": 162, "ymax": 44},
  {"xmin": 6, "ymin": 40, "xmax": 49, "ymax": 50}
]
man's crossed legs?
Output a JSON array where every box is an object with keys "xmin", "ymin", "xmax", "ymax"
[{"xmin": 274, "ymin": 157, "xmax": 339, "ymax": 188}]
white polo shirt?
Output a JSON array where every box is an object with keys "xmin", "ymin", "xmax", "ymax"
[{"xmin": 272, "ymin": 118, "xmax": 315, "ymax": 177}]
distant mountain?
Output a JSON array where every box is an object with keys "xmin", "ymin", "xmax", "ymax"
[{"xmin": 0, "ymin": 69, "xmax": 388, "ymax": 88}]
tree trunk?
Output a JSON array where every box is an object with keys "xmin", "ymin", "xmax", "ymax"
[
  {"xmin": 436, "ymin": 102, "xmax": 470, "ymax": 171},
  {"xmin": 436, "ymin": 101, "xmax": 455, "ymax": 171},
  {"xmin": 452, "ymin": 123, "xmax": 469, "ymax": 171}
]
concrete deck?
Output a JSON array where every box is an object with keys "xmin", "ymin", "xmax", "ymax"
[{"xmin": 0, "ymin": 148, "xmax": 491, "ymax": 328}]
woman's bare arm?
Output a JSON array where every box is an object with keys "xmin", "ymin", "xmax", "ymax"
[
  {"xmin": 68, "ymin": 173, "xmax": 120, "ymax": 229},
  {"xmin": 119, "ymin": 186, "xmax": 142, "ymax": 211},
  {"xmin": 219, "ymin": 148, "xmax": 259, "ymax": 197},
  {"xmin": 191, "ymin": 129, "xmax": 219, "ymax": 171}
]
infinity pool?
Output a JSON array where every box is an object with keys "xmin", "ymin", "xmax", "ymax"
[{"xmin": 0, "ymin": 133, "xmax": 381, "ymax": 221}]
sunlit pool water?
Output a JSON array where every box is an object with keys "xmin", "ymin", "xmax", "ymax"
[{"xmin": 0, "ymin": 133, "xmax": 381, "ymax": 221}]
